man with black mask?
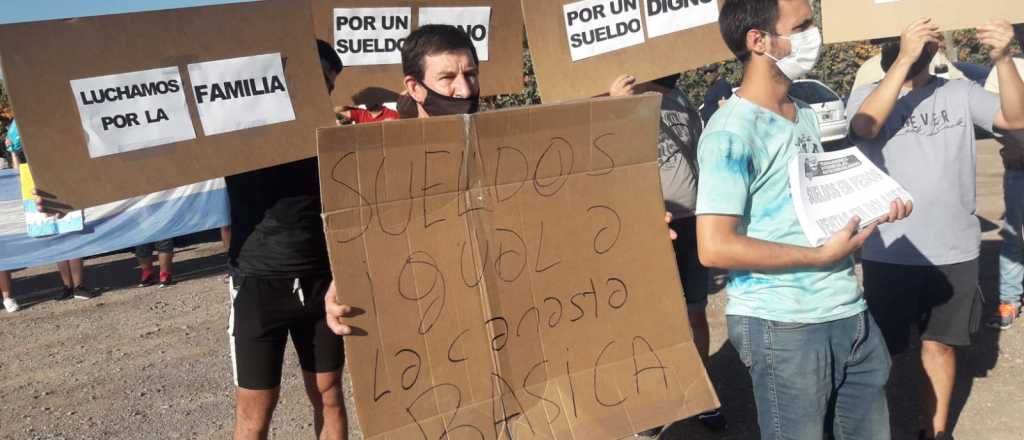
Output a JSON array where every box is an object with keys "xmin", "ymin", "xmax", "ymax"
[
  {"xmin": 396, "ymin": 24, "xmax": 480, "ymax": 119},
  {"xmin": 847, "ymin": 19, "xmax": 1024, "ymax": 440},
  {"xmin": 325, "ymin": 24, "xmax": 479, "ymax": 329}
]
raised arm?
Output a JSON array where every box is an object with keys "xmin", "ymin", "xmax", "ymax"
[
  {"xmin": 984, "ymin": 21, "xmax": 1024, "ymax": 131},
  {"xmin": 850, "ymin": 18, "xmax": 940, "ymax": 139}
]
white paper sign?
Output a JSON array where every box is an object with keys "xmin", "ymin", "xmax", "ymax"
[
  {"xmin": 418, "ymin": 7, "xmax": 493, "ymax": 61},
  {"xmin": 187, "ymin": 53, "xmax": 296, "ymax": 136},
  {"xmin": 334, "ymin": 7, "xmax": 412, "ymax": 66},
  {"xmin": 563, "ymin": 0, "xmax": 646, "ymax": 61},
  {"xmin": 643, "ymin": 0, "xmax": 720, "ymax": 39},
  {"xmin": 70, "ymin": 67, "xmax": 196, "ymax": 158},
  {"xmin": 789, "ymin": 147, "xmax": 914, "ymax": 246}
]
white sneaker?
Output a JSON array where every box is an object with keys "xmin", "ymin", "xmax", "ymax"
[{"xmin": 4, "ymin": 298, "xmax": 20, "ymax": 313}]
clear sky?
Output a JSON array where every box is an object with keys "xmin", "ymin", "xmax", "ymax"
[{"xmin": 0, "ymin": 0, "xmax": 256, "ymax": 24}]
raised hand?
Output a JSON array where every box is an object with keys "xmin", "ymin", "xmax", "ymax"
[
  {"xmin": 897, "ymin": 18, "xmax": 941, "ymax": 65},
  {"xmin": 978, "ymin": 20, "xmax": 1016, "ymax": 62},
  {"xmin": 608, "ymin": 74, "xmax": 637, "ymax": 97}
]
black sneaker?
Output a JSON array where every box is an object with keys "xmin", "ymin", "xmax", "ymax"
[
  {"xmin": 72, "ymin": 285, "xmax": 105, "ymax": 300},
  {"xmin": 918, "ymin": 430, "xmax": 953, "ymax": 440},
  {"xmin": 634, "ymin": 426, "xmax": 663, "ymax": 438},
  {"xmin": 57, "ymin": 286, "xmax": 74, "ymax": 301},
  {"xmin": 697, "ymin": 409, "xmax": 728, "ymax": 432}
]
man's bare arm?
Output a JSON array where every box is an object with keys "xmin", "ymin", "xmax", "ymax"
[
  {"xmin": 696, "ymin": 200, "xmax": 911, "ymax": 270},
  {"xmin": 984, "ymin": 21, "xmax": 1024, "ymax": 131},
  {"xmin": 850, "ymin": 18, "xmax": 940, "ymax": 139}
]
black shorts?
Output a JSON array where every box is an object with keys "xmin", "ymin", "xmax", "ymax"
[
  {"xmin": 134, "ymin": 238, "xmax": 174, "ymax": 258},
  {"xmin": 863, "ymin": 259, "xmax": 983, "ymax": 354},
  {"xmin": 670, "ymin": 216, "xmax": 710, "ymax": 309},
  {"xmin": 228, "ymin": 275, "xmax": 344, "ymax": 390}
]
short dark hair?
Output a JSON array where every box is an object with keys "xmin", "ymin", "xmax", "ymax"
[
  {"xmin": 317, "ymin": 39, "xmax": 343, "ymax": 73},
  {"xmin": 401, "ymin": 24, "xmax": 479, "ymax": 82},
  {"xmin": 719, "ymin": 0, "xmax": 781, "ymax": 63},
  {"xmin": 651, "ymin": 74, "xmax": 681, "ymax": 90}
]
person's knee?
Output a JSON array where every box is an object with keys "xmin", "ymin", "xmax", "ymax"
[
  {"xmin": 236, "ymin": 388, "xmax": 278, "ymax": 427},
  {"xmin": 921, "ymin": 340, "xmax": 955, "ymax": 358},
  {"xmin": 307, "ymin": 372, "xmax": 343, "ymax": 410},
  {"xmin": 318, "ymin": 378, "xmax": 344, "ymax": 409}
]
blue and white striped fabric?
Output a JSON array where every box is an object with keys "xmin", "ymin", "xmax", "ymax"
[{"xmin": 0, "ymin": 169, "xmax": 229, "ymax": 271}]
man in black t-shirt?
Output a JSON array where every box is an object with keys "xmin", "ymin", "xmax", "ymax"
[{"xmin": 227, "ymin": 40, "xmax": 349, "ymax": 440}]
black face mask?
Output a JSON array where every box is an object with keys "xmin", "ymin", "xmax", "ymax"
[{"xmin": 419, "ymin": 83, "xmax": 479, "ymax": 116}]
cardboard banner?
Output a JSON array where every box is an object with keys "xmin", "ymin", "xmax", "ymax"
[
  {"xmin": 822, "ymin": 0, "xmax": 1024, "ymax": 44},
  {"xmin": 311, "ymin": 0, "xmax": 525, "ymax": 108},
  {"xmin": 317, "ymin": 94, "xmax": 719, "ymax": 439},
  {"xmin": 0, "ymin": 0, "xmax": 336, "ymax": 209},
  {"xmin": 521, "ymin": 0, "xmax": 731, "ymax": 104}
]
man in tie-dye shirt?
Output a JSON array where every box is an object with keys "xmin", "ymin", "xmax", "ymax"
[{"xmin": 695, "ymin": 1, "xmax": 912, "ymax": 439}]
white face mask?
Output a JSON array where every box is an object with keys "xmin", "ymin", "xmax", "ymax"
[{"xmin": 765, "ymin": 26, "xmax": 822, "ymax": 81}]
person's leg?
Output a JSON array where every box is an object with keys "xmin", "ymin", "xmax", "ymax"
[
  {"xmin": 0, "ymin": 270, "xmax": 12, "ymax": 300},
  {"xmin": 229, "ymin": 277, "xmax": 292, "ymax": 439},
  {"xmin": 918, "ymin": 260, "xmax": 981, "ymax": 437},
  {"xmin": 155, "ymin": 239, "xmax": 175, "ymax": 286},
  {"xmin": 69, "ymin": 258, "xmax": 85, "ymax": 287},
  {"xmin": 300, "ymin": 371, "xmax": 347, "ymax": 440},
  {"xmin": 920, "ymin": 341, "xmax": 956, "ymax": 438},
  {"xmin": 57, "ymin": 260, "xmax": 73, "ymax": 288},
  {"xmin": 234, "ymin": 388, "xmax": 280, "ymax": 440},
  {"xmin": 158, "ymin": 252, "xmax": 174, "ymax": 274},
  {"xmin": 221, "ymin": 225, "xmax": 232, "ymax": 251},
  {"xmin": 135, "ymin": 244, "xmax": 157, "ymax": 286},
  {"xmin": 997, "ymin": 169, "xmax": 1024, "ymax": 325},
  {"xmin": 1, "ymin": 270, "xmax": 18, "ymax": 312},
  {"xmin": 831, "ymin": 312, "xmax": 892, "ymax": 440},
  {"xmin": 676, "ymin": 216, "xmax": 712, "ymax": 363},
  {"xmin": 727, "ymin": 315, "xmax": 832, "ymax": 440},
  {"xmin": 292, "ymin": 276, "xmax": 347, "ymax": 440}
]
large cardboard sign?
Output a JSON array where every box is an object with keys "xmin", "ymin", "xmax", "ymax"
[
  {"xmin": 311, "ymin": 1, "xmax": 525, "ymax": 109},
  {"xmin": 317, "ymin": 94, "xmax": 719, "ymax": 439},
  {"xmin": 822, "ymin": 0, "xmax": 1024, "ymax": 44},
  {"xmin": 521, "ymin": 0, "xmax": 731, "ymax": 103},
  {"xmin": 0, "ymin": 0, "xmax": 336, "ymax": 208}
]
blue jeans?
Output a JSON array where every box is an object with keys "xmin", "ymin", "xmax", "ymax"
[
  {"xmin": 999, "ymin": 168, "xmax": 1024, "ymax": 307},
  {"xmin": 727, "ymin": 312, "xmax": 891, "ymax": 440}
]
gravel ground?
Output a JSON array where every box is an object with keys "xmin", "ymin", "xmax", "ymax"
[{"xmin": 1, "ymin": 140, "xmax": 1021, "ymax": 439}]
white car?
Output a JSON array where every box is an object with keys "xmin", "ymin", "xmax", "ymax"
[{"xmin": 788, "ymin": 79, "xmax": 849, "ymax": 144}]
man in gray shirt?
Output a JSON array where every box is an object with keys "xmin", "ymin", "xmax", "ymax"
[
  {"xmin": 608, "ymin": 72, "xmax": 725, "ymax": 436},
  {"xmin": 847, "ymin": 18, "xmax": 1024, "ymax": 440}
]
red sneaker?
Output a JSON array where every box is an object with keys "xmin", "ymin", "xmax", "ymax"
[
  {"xmin": 159, "ymin": 272, "xmax": 174, "ymax": 288},
  {"xmin": 138, "ymin": 270, "xmax": 156, "ymax": 288}
]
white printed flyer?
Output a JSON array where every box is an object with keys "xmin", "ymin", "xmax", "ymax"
[{"xmin": 789, "ymin": 147, "xmax": 914, "ymax": 246}]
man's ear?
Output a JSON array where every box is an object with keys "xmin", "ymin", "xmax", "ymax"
[
  {"xmin": 404, "ymin": 75, "xmax": 426, "ymax": 103},
  {"xmin": 747, "ymin": 29, "xmax": 769, "ymax": 57}
]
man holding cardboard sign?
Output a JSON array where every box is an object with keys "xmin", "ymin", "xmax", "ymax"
[
  {"xmin": 696, "ymin": 1, "xmax": 911, "ymax": 439},
  {"xmin": 847, "ymin": 18, "xmax": 1024, "ymax": 440},
  {"xmin": 224, "ymin": 40, "xmax": 350, "ymax": 440}
]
